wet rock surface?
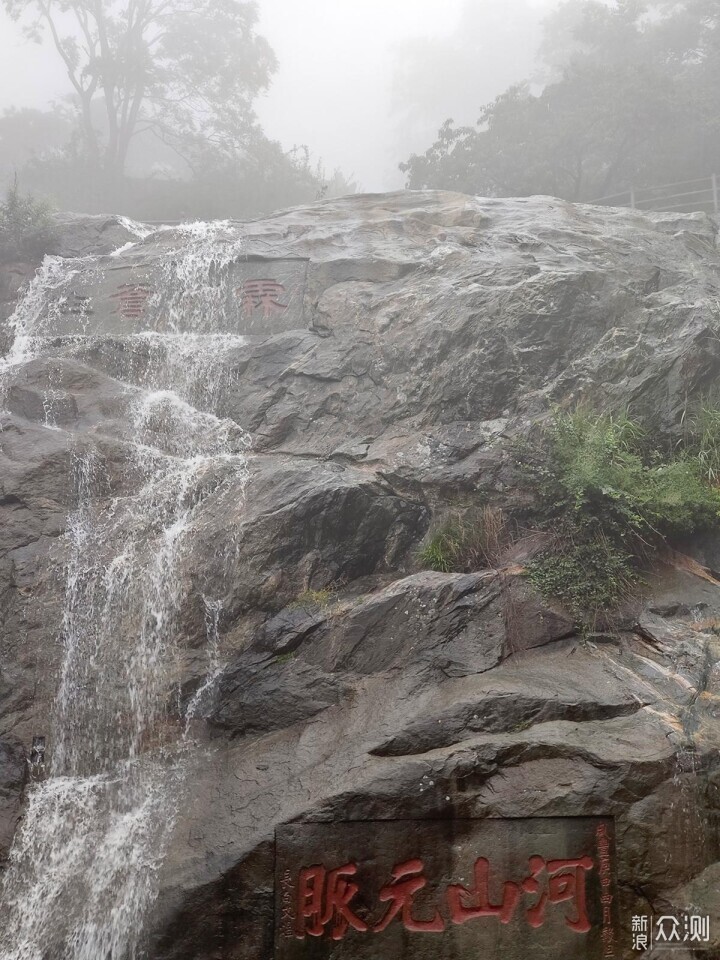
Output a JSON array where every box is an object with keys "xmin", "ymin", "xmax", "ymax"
[{"xmin": 0, "ymin": 193, "xmax": 719, "ymax": 958}]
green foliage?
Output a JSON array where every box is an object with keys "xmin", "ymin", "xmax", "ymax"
[
  {"xmin": 273, "ymin": 650, "xmax": 298, "ymax": 664},
  {"xmin": 420, "ymin": 408, "xmax": 720, "ymax": 620},
  {"xmin": 2, "ymin": 108, "xmax": 356, "ymax": 221},
  {"xmin": 0, "ymin": 180, "xmax": 54, "ymax": 263},
  {"xmin": 531, "ymin": 407, "xmax": 720, "ymax": 537},
  {"xmin": 0, "ymin": 1, "xmax": 356, "ymax": 222},
  {"xmin": 688, "ymin": 403, "xmax": 720, "ymax": 485},
  {"xmin": 419, "ymin": 506, "xmax": 509, "ymax": 573},
  {"xmin": 419, "ymin": 530, "xmax": 458, "ymax": 573},
  {"xmin": 527, "ymin": 535, "xmax": 637, "ymax": 620},
  {"xmin": 525, "ymin": 406, "xmax": 720, "ymax": 621},
  {"xmin": 291, "ymin": 589, "xmax": 334, "ymax": 611}
]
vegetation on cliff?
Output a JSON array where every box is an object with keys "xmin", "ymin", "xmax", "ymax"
[
  {"xmin": 421, "ymin": 406, "xmax": 720, "ymax": 623},
  {"xmin": 0, "ymin": 180, "xmax": 54, "ymax": 263}
]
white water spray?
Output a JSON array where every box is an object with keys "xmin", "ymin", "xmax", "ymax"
[{"xmin": 0, "ymin": 222, "xmax": 251, "ymax": 959}]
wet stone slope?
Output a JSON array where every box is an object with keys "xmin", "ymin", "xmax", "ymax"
[{"xmin": 0, "ymin": 193, "xmax": 718, "ymax": 958}]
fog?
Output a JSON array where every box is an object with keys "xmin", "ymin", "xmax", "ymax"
[
  {"xmin": 0, "ymin": 0, "xmax": 558, "ymax": 191},
  {"xmin": 0, "ymin": 0, "xmax": 711, "ymax": 222}
]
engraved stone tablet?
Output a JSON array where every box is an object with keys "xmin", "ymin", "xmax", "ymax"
[
  {"xmin": 43, "ymin": 258, "xmax": 308, "ymax": 337},
  {"xmin": 275, "ymin": 818, "xmax": 617, "ymax": 960}
]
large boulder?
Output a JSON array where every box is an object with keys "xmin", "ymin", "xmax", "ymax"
[{"xmin": 0, "ymin": 192, "xmax": 719, "ymax": 958}]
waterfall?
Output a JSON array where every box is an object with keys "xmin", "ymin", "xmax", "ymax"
[{"xmin": 0, "ymin": 222, "xmax": 251, "ymax": 959}]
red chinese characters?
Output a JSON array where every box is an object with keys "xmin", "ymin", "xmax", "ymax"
[
  {"xmin": 295, "ymin": 863, "xmax": 368, "ymax": 941},
  {"xmin": 292, "ymin": 853, "xmax": 596, "ymax": 942},
  {"xmin": 374, "ymin": 859, "xmax": 444, "ymax": 933},
  {"xmin": 447, "ymin": 855, "xmax": 593, "ymax": 933},
  {"xmin": 596, "ymin": 823, "xmax": 615, "ymax": 956},
  {"xmin": 237, "ymin": 279, "xmax": 288, "ymax": 317},
  {"xmin": 109, "ymin": 283, "xmax": 153, "ymax": 319},
  {"xmin": 521, "ymin": 855, "xmax": 594, "ymax": 933},
  {"xmin": 447, "ymin": 857, "xmax": 521, "ymax": 924}
]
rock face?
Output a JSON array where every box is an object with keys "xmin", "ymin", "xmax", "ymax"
[{"xmin": 0, "ymin": 193, "xmax": 719, "ymax": 959}]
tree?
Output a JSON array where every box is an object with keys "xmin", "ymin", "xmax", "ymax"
[
  {"xmin": 0, "ymin": 177, "xmax": 55, "ymax": 262},
  {"xmin": 11, "ymin": 122, "xmax": 357, "ymax": 221},
  {"xmin": 401, "ymin": 0, "xmax": 720, "ymax": 202},
  {"xmin": 3, "ymin": 0, "xmax": 276, "ymax": 181},
  {"xmin": 389, "ymin": 0, "xmax": 546, "ymax": 169}
]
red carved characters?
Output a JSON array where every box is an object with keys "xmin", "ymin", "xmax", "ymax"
[
  {"xmin": 446, "ymin": 855, "xmax": 593, "ymax": 932},
  {"xmin": 109, "ymin": 283, "xmax": 153, "ymax": 319},
  {"xmin": 373, "ymin": 859, "xmax": 445, "ymax": 934},
  {"xmin": 237, "ymin": 279, "xmax": 288, "ymax": 318},
  {"xmin": 291, "ymin": 851, "xmax": 598, "ymax": 943},
  {"xmin": 295, "ymin": 863, "xmax": 368, "ymax": 941},
  {"xmin": 521, "ymin": 855, "xmax": 594, "ymax": 933},
  {"xmin": 447, "ymin": 857, "xmax": 521, "ymax": 925}
]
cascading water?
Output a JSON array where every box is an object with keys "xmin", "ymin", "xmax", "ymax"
[{"xmin": 0, "ymin": 222, "xmax": 251, "ymax": 959}]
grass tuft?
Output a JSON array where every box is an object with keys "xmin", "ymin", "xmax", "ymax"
[{"xmin": 419, "ymin": 505, "xmax": 511, "ymax": 573}]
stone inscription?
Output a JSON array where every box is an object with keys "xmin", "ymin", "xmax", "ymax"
[
  {"xmin": 275, "ymin": 818, "xmax": 617, "ymax": 960},
  {"xmin": 237, "ymin": 278, "xmax": 289, "ymax": 318},
  {"xmin": 45, "ymin": 258, "xmax": 308, "ymax": 337},
  {"xmin": 109, "ymin": 283, "xmax": 154, "ymax": 319}
]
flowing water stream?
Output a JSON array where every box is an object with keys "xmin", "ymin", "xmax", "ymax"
[{"xmin": 0, "ymin": 222, "xmax": 251, "ymax": 959}]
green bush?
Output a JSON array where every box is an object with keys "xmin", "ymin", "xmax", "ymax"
[
  {"xmin": 524, "ymin": 406, "xmax": 720, "ymax": 621},
  {"xmin": 419, "ymin": 531, "xmax": 457, "ymax": 573},
  {"xmin": 290, "ymin": 588, "xmax": 334, "ymax": 610},
  {"xmin": 0, "ymin": 180, "xmax": 55, "ymax": 263},
  {"xmin": 529, "ymin": 407, "xmax": 720, "ymax": 538},
  {"xmin": 527, "ymin": 534, "xmax": 637, "ymax": 619},
  {"xmin": 418, "ymin": 506, "xmax": 509, "ymax": 573},
  {"xmin": 687, "ymin": 402, "xmax": 720, "ymax": 485}
]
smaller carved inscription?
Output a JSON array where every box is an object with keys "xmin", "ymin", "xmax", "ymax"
[
  {"xmin": 281, "ymin": 869, "xmax": 295, "ymax": 939},
  {"xmin": 596, "ymin": 823, "xmax": 615, "ymax": 957},
  {"xmin": 58, "ymin": 292, "xmax": 93, "ymax": 317}
]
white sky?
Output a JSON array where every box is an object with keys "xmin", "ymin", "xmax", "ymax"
[
  {"xmin": 255, "ymin": 0, "xmax": 468, "ymax": 189},
  {"xmin": 0, "ymin": 0, "xmax": 559, "ymax": 191}
]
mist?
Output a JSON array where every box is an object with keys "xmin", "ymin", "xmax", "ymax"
[
  {"xmin": 0, "ymin": 0, "xmax": 714, "ymax": 218},
  {"xmin": 0, "ymin": 0, "xmax": 558, "ymax": 193}
]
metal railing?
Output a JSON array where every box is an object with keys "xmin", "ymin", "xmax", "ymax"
[{"xmin": 591, "ymin": 174, "xmax": 720, "ymax": 214}]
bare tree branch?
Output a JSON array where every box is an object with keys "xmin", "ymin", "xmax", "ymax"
[{"xmin": 3, "ymin": 0, "xmax": 275, "ymax": 181}]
